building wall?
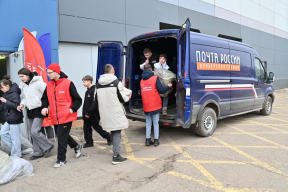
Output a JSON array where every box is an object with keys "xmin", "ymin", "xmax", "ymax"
[
  {"xmin": 58, "ymin": 0, "xmax": 288, "ymax": 90},
  {"xmin": 0, "ymin": 0, "xmax": 59, "ymax": 63},
  {"xmin": 58, "ymin": 42, "xmax": 98, "ymax": 117}
]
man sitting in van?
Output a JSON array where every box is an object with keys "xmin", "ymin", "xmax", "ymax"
[
  {"xmin": 140, "ymin": 48, "xmax": 159, "ymax": 71},
  {"xmin": 154, "ymin": 54, "xmax": 170, "ymax": 70}
]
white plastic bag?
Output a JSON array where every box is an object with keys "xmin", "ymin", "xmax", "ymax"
[
  {"xmin": 0, "ymin": 151, "xmax": 34, "ymax": 185},
  {"xmin": 154, "ymin": 68, "xmax": 176, "ymax": 97},
  {"xmin": 20, "ymin": 135, "xmax": 33, "ymax": 150},
  {"xmin": 21, "ymin": 148, "xmax": 33, "ymax": 155},
  {"xmin": 0, "ymin": 134, "xmax": 33, "ymax": 155}
]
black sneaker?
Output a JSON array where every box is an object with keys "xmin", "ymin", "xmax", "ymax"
[
  {"xmin": 44, "ymin": 144, "xmax": 55, "ymax": 158},
  {"xmin": 83, "ymin": 143, "xmax": 93, "ymax": 148},
  {"xmin": 54, "ymin": 160, "xmax": 66, "ymax": 168},
  {"xmin": 112, "ymin": 154, "xmax": 127, "ymax": 165},
  {"xmin": 30, "ymin": 155, "xmax": 43, "ymax": 160},
  {"xmin": 154, "ymin": 139, "xmax": 160, "ymax": 146},
  {"xmin": 74, "ymin": 144, "xmax": 83, "ymax": 158},
  {"xmin": 107, "ymin": 134, "xmax": 112, "ymax": 146},
  {"xmin": 145, "ymin": 138, "xmax": 154, "ymax": 146}
]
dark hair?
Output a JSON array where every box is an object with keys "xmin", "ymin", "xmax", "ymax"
[
  {"xmin": 159, "ymin": 54, "xmax": 167, "ymax": 61},
  {"xmin": 82, "ymin": 75, "xmax": 93, "ymax": 82},
  {"xmin": 0, "ymin": 75, "xmax": 13, "ymax": 88},
  {"xmin": 143, "ymin": 48, "xmax": 151, "ymax": 54},
  {"xmin": 18, "ymin": 68, "xmax": 31, "ymax": 76},
  {"xmin": 104, "ymin": 64, "xmax": 113, "ymax": 73},
  {"xmin": 143, "ymin": 64, "xmax": 152, "ymax": 71}
]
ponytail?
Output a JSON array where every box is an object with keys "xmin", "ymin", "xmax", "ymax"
[{"xmin": 0, "ymin": 75, "xmax": 13, "ymax": 88}]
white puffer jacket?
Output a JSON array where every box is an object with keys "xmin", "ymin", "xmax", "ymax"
[
  {"xmin": 95, "ymin": 74, "xmax": 129, "ymax": 131},
  {"xmin": 19, "ymin": 76, "xmax": 47, "ymax": 110}
]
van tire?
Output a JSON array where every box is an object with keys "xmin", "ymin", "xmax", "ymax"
[
  {"xmin": 260, "ymin": 96, "xmax": 272, "ymax": 116},
  {"xmin": 195, "ymin": 107, "xmax": 217, "ymax": 137}
]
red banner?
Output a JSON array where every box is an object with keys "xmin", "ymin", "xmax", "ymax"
[
  {"xmin": 23, "ymin": 28, "xmax": 48, "ymax": 82},
  {"xmin": 23, "ymin": 28, "xmax": 52, "ymax": 127}
]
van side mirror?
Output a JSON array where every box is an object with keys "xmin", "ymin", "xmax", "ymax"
[{"xmin": 268, "ymin": 72, "xmax": 274, "ymax": 82}]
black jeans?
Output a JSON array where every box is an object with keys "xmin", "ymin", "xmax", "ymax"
[
  {"xmin": 83, "ymin": 120, "xmax": 111, "ymax": 144},
  {"xmin": 55, "ymin": 122, "xmax": 78, "ymax": 161}
]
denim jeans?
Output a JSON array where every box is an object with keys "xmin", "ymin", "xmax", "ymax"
[
  {"xmin": 0, "ymin": 122, "xmax": 22, "ymax": 157},
  {"xmin": 163, "ymin": 97, "xmax": 169, "ymax": 108},
  {"xmin": 145, "ymin": 113, "xmax": 159, "ymax": 139}
]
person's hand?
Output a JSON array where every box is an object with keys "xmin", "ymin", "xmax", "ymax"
[
  {"xmin": 128, "ymin": 95, "xmax": 132, "ymax": 99},
  {"xmin": 145, "ymin": 59, "xmax": 149, "ymax": 64},
  {"xmin": 41, "ymin": 108, "xmax": 49, "ymax": 116},
  {"xmin": 0, "ymin": 97, "xmax": 6, "ymax": 103},
  {"xmin": 85, "ymin": 115, "xmax": 89, "ymax": 118},
  {"xmin": 17, "ymin": 104, "xmax": 24, "ymax": 111},
  {"xmin": 168, "ymin": 82, "xmax": 172, "ymax": 88},
  {"xmin": 70, "ymin": 109, "xmax": 74, "ymax": 114}
]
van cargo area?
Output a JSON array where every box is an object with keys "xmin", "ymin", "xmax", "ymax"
[{"xmin": 128, "ymin": 36, "xmax": 178, "ymax": 123}]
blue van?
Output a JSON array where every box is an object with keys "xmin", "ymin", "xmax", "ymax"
[{"xmin": 96, "ymin": 19, "xmax": 275, "ymax": 137}]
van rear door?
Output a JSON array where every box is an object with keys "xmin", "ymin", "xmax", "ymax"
[
  {"xmin": 177, "ymin": 19, "xmax": 192, "ymax": 128},
  {"xmin": 96, "ymin": 41, "xmax": 125, "ymax": 82}
]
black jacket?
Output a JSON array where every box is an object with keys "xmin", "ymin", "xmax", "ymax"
[
  {"xmin": 82, "ymin": 85, "xmax": 100, "ymax": 122},
  {"xmin": 26, "ymin": 72, "xmax": 49, "ymax": 119},
  {"xmin": 0, "ymin": 83, "xmax": 23, "ymax": 124},
  {"xmin": 140, "ymin": 52, "xmax": 159, "ymax": 71}
]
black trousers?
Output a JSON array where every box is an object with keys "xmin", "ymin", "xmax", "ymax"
[
  {"xmin": 83, "ymin": 120, "xmax": 111, "ymax": 144},
  {"xmin": 55, "ymin": 122, "xmax": 78, "ymax": 161}
]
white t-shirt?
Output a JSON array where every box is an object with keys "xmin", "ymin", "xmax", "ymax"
[{"xmin": 154, "ymin": 62, "xmax": 169, "ymax": 70}]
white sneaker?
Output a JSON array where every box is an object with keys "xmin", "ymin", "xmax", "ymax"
[
  {"xmin": 54, "ymin": 160, "xmax": 66, "ymax": 168},
  {"xmin": 74, "ymin": 144, "xmax": 83, "ymax": 158}
]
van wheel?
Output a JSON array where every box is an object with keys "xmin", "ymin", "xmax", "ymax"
[
  {"xmin": 260, "ymin": 96, "xmax": 272, "ymax": 116},
  {"xmin": 195, "ymin": 107, "xmax": 217, "ymax": 137}
]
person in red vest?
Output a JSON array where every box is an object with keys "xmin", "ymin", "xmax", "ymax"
[
  {"xmin": 140, "ymin": 64, "xmax": 172, "ymax": 146},
  {"xmin": 41, "ymin": 63, "xmax": 83, "ymax": 168}
]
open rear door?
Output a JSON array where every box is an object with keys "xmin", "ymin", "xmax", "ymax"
[
  {"xmin": 177, "ymin": 19, "xmax": 192, "ymax": 128},
  {"xmin": 96, "ymin": 41, "xmax": 124, "ymax": 82}
]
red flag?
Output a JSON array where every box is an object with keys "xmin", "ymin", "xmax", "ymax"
[
  {"xmin": 23, "ymin": 28, "xmax": 48, "ymax": 82},
  {"xmin": 23, "ymin": 28, "xmax": 52, "ymax": 127}
]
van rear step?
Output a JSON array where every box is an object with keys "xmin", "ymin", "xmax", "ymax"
[
  {"xmin": 130, "ymin": 108, "xmax": 175, "ymax": 120},
  {"xmin": 126, "ymin": 112, "xmax": 177, "ymax": 126}
]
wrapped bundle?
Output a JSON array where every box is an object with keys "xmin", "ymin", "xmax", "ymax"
[{"xmin": 154, "ymin": 68, "xmax": 176, "ymax": 97}]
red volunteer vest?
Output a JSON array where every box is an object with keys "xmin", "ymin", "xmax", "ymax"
[
  {"xmin": 140, "ymin": 76, "xmax": 162, "ymax": 112},
  {"xmin": 47, "ymin": 78, "xmax": 77, "ymax": 125}
]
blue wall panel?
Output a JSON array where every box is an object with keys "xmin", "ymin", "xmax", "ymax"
[{"xmin": 0, "ymin": 0, "xmax": 58, "ymax": 62}]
